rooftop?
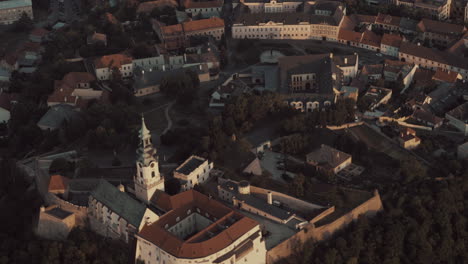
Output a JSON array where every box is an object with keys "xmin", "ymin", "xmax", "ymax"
[
  {"xmin": 94, "ymin": 54, "xmax": 132, "ymax": 69},
  {"xmin": 45, "ymin": 207, "xmax": 73, "ymax": 220},
  {"xmin": 306, "ymin": 144, "xmax": 351, "ymax": 170},
  {"xmin": 141, "ymin": 190, "xmax": 260, "ymax": 259},
  {"xmin": 446, "ymin": 102, "xmax": 468, "ymax": 123},
  {"xmin": 175, "ymin": 155, "xmax": 206, "ymax": 175},
  {"xmin": 221, "ymin": 181, "xmax": 295, "ymax": 221},
  {"xmin": 417, "ymin": 18, "xmax": 466, "ymax": 35},
  {"xmin": 48, "ymin": 175, "xmax": 70, "ymax": 192},
  {"xmin": 381, "ymin": 33, "xmax": 403, "ymax": 47},
  {"xmin": 90, "ymin": 179, "xmax": 146, "ymax": 227}
]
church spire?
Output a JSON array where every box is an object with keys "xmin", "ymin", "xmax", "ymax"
[{"xmin": 137, "ymin": 115, "xmax": 157, "ymax": 166}]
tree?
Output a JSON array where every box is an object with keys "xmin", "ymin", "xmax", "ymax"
[
  {"xmin": 12, "ymin": 13, "xmax": 33, "ymax": 32},
  {"xmin": 289, "ymin": 173, "xmax": 305, "ymax": 197},
  {"xmin": 400, "ymin": 158, "xmax": 427, "ymax": 183}
]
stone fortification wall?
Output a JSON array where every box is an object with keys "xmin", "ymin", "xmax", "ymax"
[
  {"xmin": 266, "ymin": 190, "xmax": 383, "ymax": 264},
  {"xmin": 326, "ymin": 121, "xmax": 364, "ymax": 130},
  {"xmin": 45, "ymin": 193, "xmax": 88, "ymax": 226}
]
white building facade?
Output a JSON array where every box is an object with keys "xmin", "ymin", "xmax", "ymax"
[
  {"xmin": 94, "ymin": 54, "xmax": 133, "ymax": 81},
  {"xmin": 174, "ymin": 155, "xmax": 213, "ymax": 191}
]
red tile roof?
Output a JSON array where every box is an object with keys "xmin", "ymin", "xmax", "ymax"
[
  {"xmin": 381, "ymin": 33, "xmax": 402, "ymax": 47},
  {"xmin": 48, "ymin": 72, "xmax": 96, "ymax": 105},
  {"xmin": 375, "ymin": 13, "xmax": 401, "ymax": 27},
  {"xmin": 360, "ymin": 30, "xmax": 381, "ymax": 47},
  {"xmin": 417, "ymin": 18, "xmax": 466, "ymax": 35},
  {"xmin": 142, "ymin": 190, "xmax": 260, "ymax": 259},
  {"xmin": 338, "ymin": 29, "xmax": 361, "ymax": 43},
  {"xmin": 137, "ymin": 1, "xmax": 160, "ymax": 13},
  {"xmin": 94, "ymin": 54, "xmax": 132, "ymax": 69},
  {"xmin": 432, "ymin": 69, "xmax": 459, "ymax": 83},
  {"xmin": 48, "ymin": 175, "xmax": 70, "ymax": 192},
  {"xmin": 183, "ymin": 17, "xmax": 224, "ymax": 32}
]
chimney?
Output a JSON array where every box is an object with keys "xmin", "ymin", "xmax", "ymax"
[
  {"xmin": 162, "ymin": 64, "xmax": 166, "ymax": 71},
  {"xmin": 118, "ymin": 183, "xmax": 125, "ymax": 192},
  {"xmin": 184, "ymin": 53, "xmax": 187, "ymax": 63},
  {"xmin": 267, "ymin": 191, "xmax": 272, "ymax": 205},
  {"xmin": 40, "ymin": 206, "xmax": 45, "ymax": 212},
  {"xmin": 329, "ymin": 53, "xmax": 333, "ymax": 59},
  {"xmin": 199, "ymin": 64, "xmax": 203, "ymax": 71},
  {"xmin": 344, "ymin": 58, "xmax": 348, "ymax": 64}
]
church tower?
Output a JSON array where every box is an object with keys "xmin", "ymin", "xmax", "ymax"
[{"xmin": 134, "ymin": 116, "xmax": 164, "ymax": 204}]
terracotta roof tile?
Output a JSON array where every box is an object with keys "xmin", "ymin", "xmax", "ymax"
[
  {"xmin": 94, "ymin": 54, "xmax": 132, "ymax": 69},
  {"xmin": 417, "ymin": 18, "xmax": 466, "ymax": 35},
  {"xmin": 48, "ymin": 175, "xmax": 70, "ymax": 192},
  {"xmin": 432, "ymin": 69, "xmax": 459, "ymax": 83},
  {"xmin": 360, "ymin": 30, "xmax": 381, "ymax": 47},
  {"xmin": 141, "ymin": 190, "xmax": 260, "ymax": 259},
  {"xmin": 381, "ymin": 33, "xmax": 402, "ymax": 47},
  {"xmin": 182, "ymin": 17, "xmax": 224, "ymax": 32},
  {"xmin": 338, "ymin": 29, "xmax": 361, "ymax": 43},
  {"xmin": 375, "ymin": 13, "xmax": 401, "ymax": 27}
]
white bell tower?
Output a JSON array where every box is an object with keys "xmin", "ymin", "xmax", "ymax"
[{"xmin": 134, "ymin": 116, "xmax": 164, "ymax": 204}]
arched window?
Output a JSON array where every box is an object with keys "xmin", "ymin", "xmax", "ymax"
[{"xmin": 151, "ymin": 171, "xmax": 155, "ymax": 178}]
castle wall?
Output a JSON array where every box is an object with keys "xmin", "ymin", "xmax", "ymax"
[
  {"xmin": 265, "ymin": 190, "xmax": 383, "ymax": 264},
  {"xmin": 45, "ymin": 193, "xmax": 88, "ymax": 226}
]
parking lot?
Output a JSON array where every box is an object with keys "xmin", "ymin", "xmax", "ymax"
[{"xmin": 260, "ymin": 150, "xmax": 296, "ymax": 183}]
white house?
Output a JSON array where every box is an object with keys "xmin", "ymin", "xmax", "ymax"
[
  {"xmin": 94, "ymin": 54, "xmax": 133, "ymax": 81},
  {"xmin": 174, "ymin": 155, "xmax": 213, "ymax": 191}
]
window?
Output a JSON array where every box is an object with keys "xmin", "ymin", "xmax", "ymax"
[{"xmin": 152, "ymin": 171, "xmax": 155, "ymax": 178}]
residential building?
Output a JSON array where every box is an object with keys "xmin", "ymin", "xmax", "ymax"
[
  {"xmin": 48, "ymin": 174, "xmax": 70, "ymax": 197},
  {"xmin": 306, "ymin": 144, "xmax": 352, "ymax": 174},
  {"xmin": 411, "ymin": 108, "xmax": 444, "ymax": 128},
  {"xmin": 361, "ymin": 64, "xmax": 383, "ymax": 81},
  {"xmin": 399, "ymin": 42, "xmax": 468, "ymax": 80},
  {"xmin": 383, "ymin": 60, "xmax": 418, "ymax": 89},
  {"xmin": 396, "ymin": 0, "xmax": 452, "ymax": 20},
  {"xmin": 374, "ymin": 13, "xmax": 401, "ymax": 32},
  {"xmin": 358, "ymin": 30, "xmax": 381, "ymax": 52},
  {"xmin": 136, "ymin": 1, "xmax": 166, "ymax": 16},
  {"xmin": 133, "ymin": 64, "xmax": 211, "ymax": 97},
  {"xmin": 332, "ymin": 53, "xmax": 359, "ymax": 83},
  {"xmin": 134, "ymin": 116, "xmax": 165, "ymax": 204},
  {"xmin": 47, "ymin": 72, "xmax": 100, "ymax": 107},
  {"xmin": 37, "ymin": 104, "xmax": 81, "ymax": 131},
  {"xmin": 398, "ymin": 127, "xmax": 421, "ymax": 150},
  {"xmin": 241, "ymin": 0, "xmax": 302, "ymax": 13},
  {"xmin": 380, "ymin": 33, "xmax": 403, "ymax": 57},
  {"xmin": 94, "ymin": 54, "xmax": 133, "ymax": 80},
  {"xmin": 417, "ymin": 19, "xmax": 466, "ymax": 47},
  {"xmin": 183, "ymin": 0, "xmax": 223, "ymax": 18},
  {"xmin": 136, "ymin": 190, "xmax": 267, "ymax": 264},
  {"xmin": 432, "ymin": 69, "xmax": 461, "ymax": 83},
  {"xmin": 173, "ymin": 155, "xmax": 213, "ymax": 191},
  {"xmin": 0, "ymin": 0, "xmax": 33, "ymax": 25},
  {"xmin": 445, "ymin": 102, "xmax": 468, "ymax": 135},
  {"xmin": 153, "ymin": 17, "xmax": 224, "ymax": 50},
  {"xmin": 0, "ymin": 92, "xmax": 17, "ymax": 124},
  {"xmin": 88, "ymin": 179, "xmax": 159, "ymax": 243},
  {"xmin": 232, "ymin": 1, "xmax": 345, "ymax": 41},
  {"xmin": 278, "ymin": 53, "xmax": 342, "ymax": 94},
  {"xmin": 361, "ymin": 86, "xmax": 392, "ymax": 111}
]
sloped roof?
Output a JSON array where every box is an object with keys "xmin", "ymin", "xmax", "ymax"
[
  {"xmin": 142, "ymin": 190, "xmax": 260, "ymax": 259},
  {"xmin": 417, "ymin": 18, "xmax": 466, "ymax": 35},
  {"xmin": 338, "ymin": 29, "xmax": 361, "ymax": 43},
  {"xmin": 184, "ymin": 0, "xmax": 223, "ymax": 8},
  {"xmin": 306, "ymin": 144, "xmax": 351, "ymax": 170},
  {"xmin": 381, "ymin": 33, "xmax": 402, "ymax": 47},
  {"xmin": 432, "ymin": 69, "xmax": 459, "ymax": 83},
  {"xmin": 183, "ymin": 17, "xmax": 224, "ymax": 32},
  {"xmin": 48, "ymin": 175, "xmax": 70, "ymax": 192},
  {"xmin": 360, "ymin": 30, "xmax": 381, "ymax": 47},
  {"xmin": 94, "ymin": 54, "xmax": 132, "ymax": 69},
  {"xmin": 90, "ymin": 179, "xmax": 146, "ymax": 227},
  {"xmin": 375, "ymin": 13, "xmax": 400, "ymax": 27}
]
